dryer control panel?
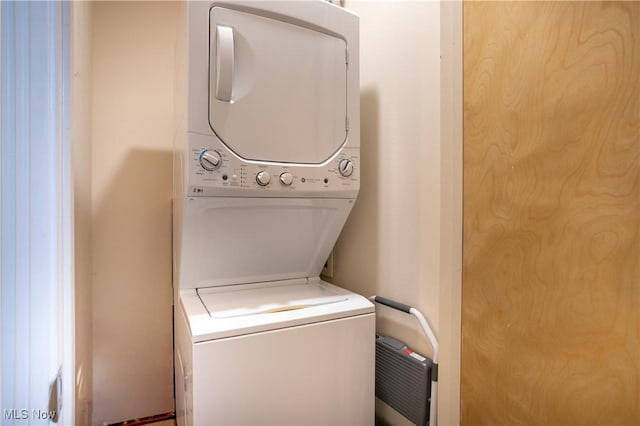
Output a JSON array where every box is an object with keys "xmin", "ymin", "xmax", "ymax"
[{"xmin": 185, "ymin": 133, "xmax": 359, "ymax": 198}]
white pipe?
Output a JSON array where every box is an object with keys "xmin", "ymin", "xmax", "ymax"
[
  {"xmin": 408, "ymin": 307, "xmax": 439, "ymax": 364},
  {"xmin": 429, "ymin": 381, "xmax": 437, "ymax": 426}
]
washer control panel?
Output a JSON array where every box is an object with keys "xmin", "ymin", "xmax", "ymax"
[{"xmin": 186, "ymin": 133, "xmax": 359, "ymax": 197}]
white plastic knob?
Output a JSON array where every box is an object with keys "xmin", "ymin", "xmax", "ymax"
[
  {"xmin": 279, "ymin": 172, "xmax": 293, "ymax": 186},
  {"xmin": 256, "ymin": 171, "xmax": 271, "ymax": 186},
  {"xmin": 200, "ymin": 150, "xmax": 222, "ymax": 171},
  {"xmin": 338, "ymin": 159, "xmax": 354, "ymax": 177}
]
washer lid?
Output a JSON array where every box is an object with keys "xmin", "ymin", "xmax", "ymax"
[
  {"xmin": 209, "ymin": 6, "xmax": 348, "ymax": 164},
  {"xmin": 181, "ymin": 279, "xmax": 374, "ymax": 342},
  {"xmin": 199, "ymin": 281, "xmax": 348, "ymax": 319}
]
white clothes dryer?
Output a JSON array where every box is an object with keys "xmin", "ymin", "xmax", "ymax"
[{"xmin": 172, "ymin": 2, "xmax": 374, "ymax": 425}]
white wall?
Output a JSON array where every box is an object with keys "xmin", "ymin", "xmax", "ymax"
[
  {"xmin": 333, "ymin": 2, "xmax": 462, "ymax": 424},
  {"xmin": 90, "ymin": 2, "xmax": 178, "ymax": 423},
  {"xmin": 72, "ymin": 2, "xmax": 93, "ymax": 424}
]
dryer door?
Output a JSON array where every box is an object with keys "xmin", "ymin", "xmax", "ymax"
[{"xmin": 209, "ymin": 6, "xmax": 348, "ymax": 164}]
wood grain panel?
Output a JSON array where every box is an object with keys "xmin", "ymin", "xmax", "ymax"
[{"xmin": 462, "ymin": 2, "xmax": 639, "ymax": 424}]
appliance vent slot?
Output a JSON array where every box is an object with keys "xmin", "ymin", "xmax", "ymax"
[{"xmin": 375, "ymin": 335, "xmax": 432, "ymax": 426}]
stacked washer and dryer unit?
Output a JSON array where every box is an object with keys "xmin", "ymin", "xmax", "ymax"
[{"xmin": 172, "ymin": 1, "xmax": 374, "ymax": 425}]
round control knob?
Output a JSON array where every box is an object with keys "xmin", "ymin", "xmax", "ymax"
[
  {"xmin": 256, "ymin": 170, "xmax": 271, "ymax": 186},
  {"xmin": 279, "ymin": 172, "xmax": 293, "ymax": 186},
  {"xmin": 200, "ymin": 150, "xmax": 222, "ymax": 171},
  {"xmin": 338, "ymin": 159, "xmax": 354, "ymax": 177}
]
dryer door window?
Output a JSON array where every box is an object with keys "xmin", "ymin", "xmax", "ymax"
[{"xmin": 209, "ymin": 7, "xmax": 348, "ymax": 164}]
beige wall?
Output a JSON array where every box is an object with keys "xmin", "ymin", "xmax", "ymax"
[
  {"xmin": 335, "ymin": 2, "xmax": 462, "ymax": 424},
  {"xmin": 72, "ymin": 1, "xmax": 93, "ymax": 424},
  {"xmin": 90, "ymin": 2, "xmax": 178, "ymax": 423}
]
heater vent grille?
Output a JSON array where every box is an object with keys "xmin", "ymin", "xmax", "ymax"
[{"xmin": 375, "ymin": 335, "xmax": 432, "ymax": 426}]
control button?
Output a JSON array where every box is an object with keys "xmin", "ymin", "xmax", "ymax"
[
  {"xmin": 200, "ymin": 150, "xmax": 222, "ymax": 171},
  {"xmin": 279, "ymin": 172, "xmax": 293, "ymax": 186},
  {"xmin": 338, "ymin": 159, "xmax": 354, "ymax": 177},
  {"xmin": 256, "ymin": 170, "xmax": 271, "ymax": 186}
]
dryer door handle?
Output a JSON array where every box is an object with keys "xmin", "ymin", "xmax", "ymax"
[{"xmin": 215, "ymin": 25, "xmax": 234, "ymax": 102}]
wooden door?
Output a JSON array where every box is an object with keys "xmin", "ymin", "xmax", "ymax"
[{"xmin": 462, "ymin": 2, "xmax": 639, "ymax": 424}]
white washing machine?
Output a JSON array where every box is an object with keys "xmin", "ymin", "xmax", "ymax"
[{"xmin": 172, "ymin": 1, "xmax": 374, "ymax": 425}]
